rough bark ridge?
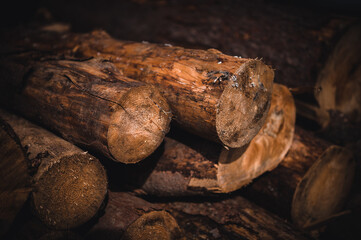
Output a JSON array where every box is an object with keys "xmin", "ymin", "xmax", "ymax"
[
  {"xmin": 0, "ymin": 55, "xmax": 171, "ymax": 164},
  {"xmin": 0, "ymin": 110, "xmax": 108, "ymax": 230}
]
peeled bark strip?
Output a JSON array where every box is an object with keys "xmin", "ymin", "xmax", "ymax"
[
  {"xmin": 3, "ymin": 26, "xmax": 274, "ymax": 149},
  {"xmin": 0, "ymin": 56, "xmax": 171, "ymax": 164},
  {"xmin": 86, "ymin": 191, "xmax": 184, "ymax": 240},
  {"xmin": 0, "ymin": 118, "xmax": 31, "ymax": 236},
  {"xmin": 242, "ymin": 127, "xmax": 356, "ymax": 228},
  {"xmin": 0, "ymin": 110, "xmax": 108, "ymax": 229},
  {"xmin": 126, "ymin": 84, "xmax": 295, "ymax": 195}
]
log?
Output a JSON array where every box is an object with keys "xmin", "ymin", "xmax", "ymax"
[
  {"xmin": 0, "ymin": 110, "xmax": 108, "ymax": 229},
  {"xmin": 3, "ymin": 26, "xmax": 274, "ymax": 149},
  {"xmin": 87, "ymin": 191, "xmax": 306, "ymax": 240},
  {"xmin": 167, "ymin": 196, "xmax": 308, "ymax": 240},
  {"xmin": 86, "ymin": 191, "xmax": 184, "ymax": 240},
  {"xmin": 0, "ymin": 117, "xmax": 31, "ymax": 236},
  {"xmin": 120, "ymin": 83, "xmax": 295, "ymax": 195},
  {"xmin": 0, "ymin": 55, "xmax": 171, "ymax": 164},
  {"xmin": 241, "ymin": 127, "xmax": 356, "ymax": 228},
  {"xmin": 42, "ymin": 0, "xmax": 361, "ymax": 130}
]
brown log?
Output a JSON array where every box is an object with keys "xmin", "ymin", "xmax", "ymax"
[
  {"xmin": 0, "ymin": 110, "xmax": 108, "ymax": 230},
  {"xmin": 42, "ymin": 0, "xmax": 361, "ymax": 129},
  {"xmin": 3, "ymin": 26, "xmax": 274, "ymax": 149},
  {"xmin": 86, "ymin": 191, "xmax": 184, "ymax": 240},
  {"xmin": 121, "ymin": 83, "xmax": 295, "ymax": 195},
  {"xmin": 0, "ymin": 54, "xmax": 171, "ymax": 164},
  {"xmin": 242, "ymin": 127, "xmax": 356, "ymax": 228},
  {"xmin": 167, "ymin": 196, "xmax": 308, "ymax": 240},
  {"xmin": 0, "ymin": 117, "xmax": 31, "ymax": 236},
  {"xmin": 87, "ymin": 191, "xmax": 306, "ymax": 240}
]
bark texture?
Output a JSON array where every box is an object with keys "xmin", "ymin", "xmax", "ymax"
[
  {"xmin": 242, "ymin": 127, "xmax": 355, "ymax": 228},
  {"xmin": 167, "ymin": 196, "xmax": 308, "ymax": 240},
  {"xmin": 2, "ymin": 25, "xmax": 274, "ymax": 149},
  {"xmin": 0, "ymin": 117, "xmax": 31, "ymax": 236},
  {"xmin": 86, "ymin": 191, "xmax": 184, "ymax": 240},
  {"xmin": 120, "ymin": 84, "xmax": 295, "ymax": 195},
  {"xmin": 0, "ymin": 110, "xmax": 108, "ymax": 230},
  {"xmin": 0, "ymin": 53, "xmax": 171, "ymax": 164},
  {"xmin": 87, "ymin": 191, "xmax": 306, "ymax": 240}
]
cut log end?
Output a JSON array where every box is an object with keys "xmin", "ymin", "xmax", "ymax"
[
  {"xmin": 216, "ymin": 60, "xmax": 274, "ymax": 148},
  {"xmin": 121, "ymin": 211, "xmax": 184, "ymax": 240},
  {"xmin": 32, "ymin": 153, "xmax": 107, "ymax": 229},
  {"xmin": 315, "ymin": 23, "xmax": 361, "ymax": 125},
  {"xmin": 218, "ymin": 84, "xmax": 295, "ymax": 192},
  {"xmin": 291, "ymin": 145, "xmax": 356, "ymax": 228},
  {"xmin": 107, "ymin": 85, "xmax": 171, "ymax": 164}
]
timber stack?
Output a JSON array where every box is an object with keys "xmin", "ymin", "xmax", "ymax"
[{"xmin": 0, "ymin": 6, "xmax": 359, "ymax": 238}]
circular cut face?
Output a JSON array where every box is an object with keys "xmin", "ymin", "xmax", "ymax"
[
  {"xmin": 216, "ymin": 60, "xmax": 274, "ymax": 148},
  {"xmin": 32, "ymin": 154, "xmax": 107, "ymax": 229},
  {"xmin": 121, "ymin": 211, "xmax": 183, "ymax": 240},
  {"xmin": 217, "ymin": 84, "xmax": 295, "ymax": 193},
  {"xmin": 107, "ymin": 85, "xmax": 171, "ymax": 164},
  {"xmin": 291, "ymin": 145, "xmax": 355, "ymax": 228}
]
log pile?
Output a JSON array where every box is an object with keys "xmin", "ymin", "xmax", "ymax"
[{"xmin": 1, "ymin": 2, "xmax": 360, "ymax": 237}]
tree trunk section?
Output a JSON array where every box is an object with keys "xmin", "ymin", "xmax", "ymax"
[
  {"xmin": 86, "ymin": 191, "xmax": 184, "ymax": 240},
  {"xmin": 118, "ymin": 84, "xmax": 295, "ymax": 195},
  {"xmin": 0, "ymin": 110, "xmax": 108, "ymax": 230},
  {"xmin": 87, "ymin": 191, "xmax": 306, "ymax": 240},
  {"xmin": 167, "ymin": 196, "xmax": 308, "ymax": 240},
  {"xmin": 0, "ymin": 117, "xmax": 30, "ymax": 236},
  {"xmin": 242, "ymin": 127, "xmax": 356, "ymax": 228},
  {"xmin": 2, "ymin": 26, "xmax": 274, "ymax": 149},
  {"xmin": 0, "ymin": 54, "xmax": 171, "ymax": 164}
]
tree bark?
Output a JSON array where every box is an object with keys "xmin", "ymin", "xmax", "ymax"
[
  {"xmin": 3, "ymin": 25, "xmax": 274, "ymax": 149},
  {"xmin": 86, "ymin": 191, "xmax": 184, "ymax": 240},
  {"xmin": 242, "ymin": 127, "xmax": 356, "ymax": 228},
  {"xmin": 0, "ymin": 110, "xmax": 108, "ymax": 230},
  {"xmin": 87, "ymin": 191, "xmax": 306, "ymax": 240},
  {"xmin": 166, "ymin": 196, "xmax": 308, "ymax": 240},
  {"xmin": 119, "ymin": 83, "xmax": 295, "ymax": 195},
  {"xmin": 0, "ymin": 54, "xmax": 171, "ymax": 164},
  {"xmin": 0, "ymin": 117, "xmax": 31, "ymax": 236}
]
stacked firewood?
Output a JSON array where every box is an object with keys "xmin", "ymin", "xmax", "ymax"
[{"xmin": 1, "ymin": 2, "xmax": 360, "ymax": 238}]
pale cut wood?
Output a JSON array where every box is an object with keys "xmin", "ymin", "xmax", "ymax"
[
  {"xmin": 120, "ymin": 84, "xmax": 295, "ymax": 195},
  {"xmin": 0, "ymin": 56, "xmax": 171, "ymax": 164},
  {"xmin": 0, "ymin": 110, "xmax": 108, "ymax": 230}
]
